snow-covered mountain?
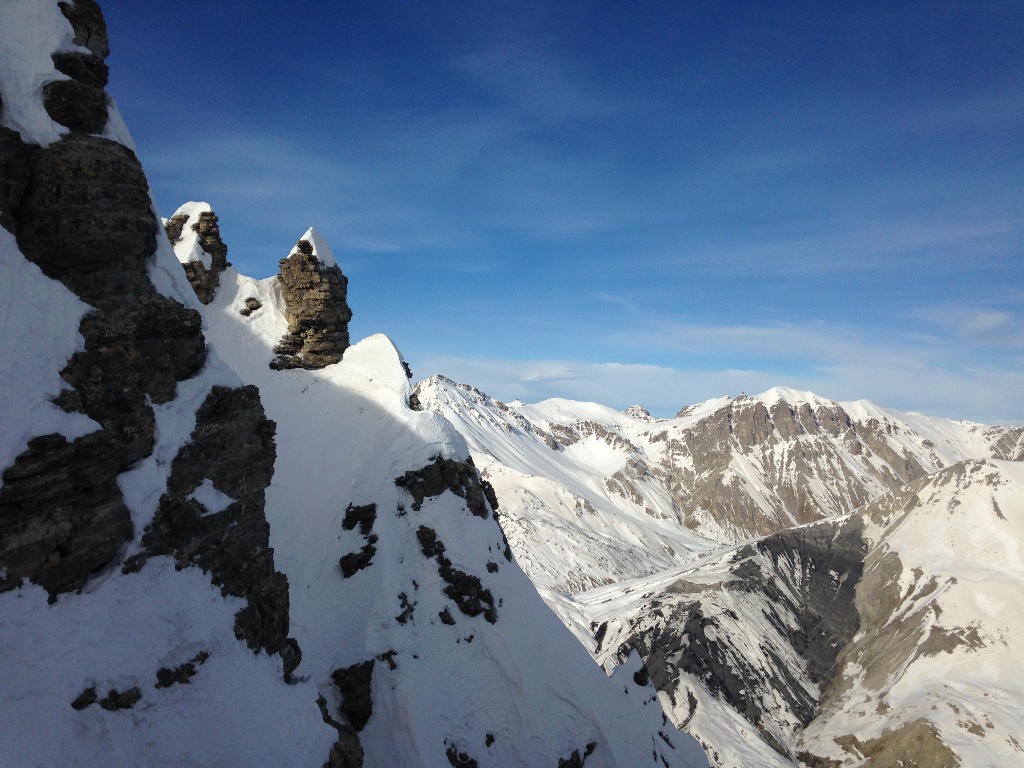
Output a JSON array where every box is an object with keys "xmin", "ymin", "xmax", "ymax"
[
  {"xmin": 0, "ymin": 4, "xmax": 706, "ymax": 767},
  {"xmin": 414, "ymin": 375, "xmax": 1024, "ymax": 765},
  {"xmin": 414, "ymin": 375, "xmax": 1021, "ymax": 594}
]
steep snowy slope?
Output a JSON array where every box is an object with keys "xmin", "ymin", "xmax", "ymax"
[
  {"xmin": 170, "ymin": 203, "xmax": 709, "ymax": 767},
  {"xmin": 0, "ymin": 2, "xmax": 708, "ymax": 765},
  {"xmin": 1, "ymin": 3, "xmax": 336, "ymax": 764}
]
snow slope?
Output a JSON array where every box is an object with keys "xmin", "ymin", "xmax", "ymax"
[
  {"xmin": 0, "ymin": 5, "xmax": 338, "ymax": 763},
  {"xmin": 188, "ymin": 237, "xmax": 709, "ymax": 767},
  {"xmin": 1, "ymin": 3, "xmax": 707, "ymax": 762}
]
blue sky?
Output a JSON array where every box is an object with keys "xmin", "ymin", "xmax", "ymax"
[{"xmin": 102, "ymin": 1, "xmax": 1023, "ymax": 422}]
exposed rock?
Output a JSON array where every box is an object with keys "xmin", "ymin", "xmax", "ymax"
[
  {"xmin": 557, "ymin": 741, "xmax": 597, "ymax": 767},
  {"xmin": 60, "ymin": 293, "xmax": 205, "ymax": 466},
  {"xmin": 271, "ymin": 237, "xmax": 351, "ymax": 369},
  {"xmin": 240, "ymin": 297, "xmax": 262, "ymax": 316},
  {"xmin": 0, "ymin": 122, "xmax": 30, "ymax": 233},
  {"xmin": 124, "ymin": 386, "xmax": 297, "ymax": 669},
  {"xmin": 71, "ymin": 687, "xmax": 97, "ymax": 710},
  {"xmin": 833, "ymin": 718, "xmax": 959, "ymax": 768},
  {"xmin": 733, "ymin": 516, "xmax": 866, "ymax": 686},
  {"xmin": 0, "ymin": 431, "xmax": 132, "ymax": 598},
  {"xmin": 342, "ymin": 503, "xmax": 376, "ymax": 536},
  {"xmin": 416, "ymin": 525, "xmax": 498, "ymax": 623},
  {"xmin": 339, "ymin": 539, "xmax": 377, "ymax": 578},
  {"xmin": 655, "ymin": 395, "xmax": 934, "ymax": 540},
  {"xmin": 445, "ymin": 744, "xmax": 479, "ymax": 768},
  {"xmin": 155, "ymin": 650, "xmax": 210, "ymax": 689},
  {"xmin": 624, "ymin": 404, "xmax": 652, "ymax": 420},
  {"xmin": 51, "ymin": 52, "xmax": 109, "ymax": 89},
  {"xmin": 394, "ymin": 455, "xmax": 493, "ymax": 518},
  {"xmin": 395, "ymin": 591, "xmax": 415, "ymax": 623},
  {"xmin": 98, "ymin": 686, "xmax": 141, "ymax": 711},
  {"xmin": 331, "ymin": 660, "xmax": 375, "ymax": 731},
  {"xmin": 317, "ymin": 693, "xmax": 364, "ymax": 768},
  {"xmin": 163, "ymin": 212, "xmax": 188, "ymax": 244},
  {"xmin": 16, "ymin": 134, "xmax": 167, "ymax": 303},
  {"xmin": 439, "ymin": 607, "xmax": 456, "ymax": 625},
  {"xmin": 164, "ymin": 209, "xmax": 230, "ymax": 304},
  {"xmin": 1, "ymin": 29, "xmax": 231, "ymax": 610},
  {"xmin": 58, "ymin": 0, "xmax": 110, "ymax": 59},
  {"xmin": 43, "ymin": 3, "xmax": 111, "ymax": 135},
  {"xmin": 42, "ymin": 79, "xmax": 108, "ymax": 133},
  {"xmin": 616, "ymin": 515, "xmax": 867, "ymax": 757},
  {"xmin": 340, "ymin": 503, "xmax": 377, "ymax": 577}
]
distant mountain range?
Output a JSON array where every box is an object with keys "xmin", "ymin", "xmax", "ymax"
[{"xmin": 416, "ymin": 375, "xmax": 1024, "ymax": 766}]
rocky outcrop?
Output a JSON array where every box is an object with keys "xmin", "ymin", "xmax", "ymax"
[
  {"xmin": 394, "ymin": 455, "xmax": 498, "ymax": 519},
  {"xmin": 1, "ymin": 7, "xmax": 290, "ymax": 695},
  {"xmin": 654, "ymin": 395, "xmax": 934, "ymax": 540},
  {"xmin": 0, "ymin": 102, "xmax": 31, "ymax": 233},
  {"xmin": 16, "ymin": 134, "xmax": 206, "ymax": 467},
  {"xmin": 612, "ymin": 516, "xmax": 867, "ymax": 758},
  {"xmin": 164, "ymin": 206, "xmax": 229, "ymax": 304},
  {"xmin": 123, "ymin": 385, "xmax": 299, "ymax": 671},
  {"xmin": 43, "ymin": 0, "xmax": 110, "ymax": 134},
  {"xmin": 271, "ymin": 235, "xmax": 351, "ymax": 370},
  {"xmin": 0, "ymin": 431, "xmax": 131, "ymax": 596},
  {"xmin": 1, "ymin": 108, "xmax": 205, "ymax": 596}
]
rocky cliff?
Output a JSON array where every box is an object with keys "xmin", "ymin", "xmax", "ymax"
[{"xmin": 0, "ymin": 2, "xmax": 334, "ymax": 764}]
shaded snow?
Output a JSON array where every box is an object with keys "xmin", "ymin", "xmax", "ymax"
[{"xmin": 0, "ymin": 228, "xmax": 98, "ymax": 474}]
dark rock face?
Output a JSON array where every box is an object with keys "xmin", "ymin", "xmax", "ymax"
[
  {"xmin": 394, "ymin": 455, "xmax": 495, "ymax": 519},
  {"xmin": 59, "ymin": 0, "xmax": 110, "ymax": 58},
  {"xmin": 733, "ymin": 517, "xmax": 866, "ymax": 686},
  {"xmin": 164, "ymin": 209, "xmax": 229, "ymax": 304},
  {"xmin": 1, "ymin": 133, "xmax": 206, "ymax": 597},
  {"xmin": 52, "ymin": 52, "xmax": 109, "ymax": 90},
  {"xmin": 155, "ymin": 650, "xmax": 210, "ymax": 689},
  {"xmin": 0, "ymin": 122, "xmax": 30, "ymax": 234},
  {"xmin": 17, "ymin": 135, "xmax": 166, "ymax": 299},
  {"xmin": 44, "ymin": 1, "xmax": 111, "ymax": 135},
  {"xmin": 0, "ymin": 432, "xmax": 131, "ymax": 597},
  {"xmin": 43, "ymin": 79, "xmax": 108, "ymax": 134},
  {"xmin": 445, "ymin": 744, "xmax": 479, "ymax": 767},
  {"xmin": 318, "ymin": 691, "xmax": 365, "ymax": 768},
  {"xmin": 16, "ymin": 135, "xmax": 206, "ymax": 466},
  {"xmin": 557, "ymin": 742, "xmax": 597, "ymax": 767},
  {"xmin": 416, "ymin": 525, "xmax": 498, "ymax": 623},
  {"xmin": 620, "ymin": 516, "xmax": 867, "ymax": 757},
  {"xmin": 271, "ymin": 239, "xmax": 351, "ymax": 370},
  {"xmin": 331, "ymin": 660, "xmax": 375, "ymax": 731},
  {"xmin": 124, "ymin": 385, "xmax": 297, "ymax": 668},
  {"xmin": 339, "ymin": 503, "xmax": 377, "ymax": 577}
]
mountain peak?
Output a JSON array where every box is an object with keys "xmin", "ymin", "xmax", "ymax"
[
  {"xmin": 289, "ymin": 226, "xmax": 336, "ymax": 267},
  {"xmin": 623, "ymin": 404, "xmax": 652, "ymax": 420}
]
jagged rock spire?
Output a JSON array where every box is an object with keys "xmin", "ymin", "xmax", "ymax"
[
  {"xmin": 164, "ymin": 201, "xmax": 229, "ymax": 304},
  {"xmin": 271, "ymin": 228, "xmax": 352, "ymax": 370}
]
